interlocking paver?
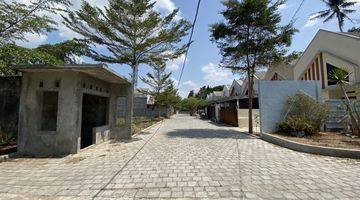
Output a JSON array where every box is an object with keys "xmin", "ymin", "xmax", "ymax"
[{"xmin": 0, "ymin": 114, "xmax": 359, "ymax": 199}]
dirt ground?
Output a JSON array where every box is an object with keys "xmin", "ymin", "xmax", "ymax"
[
  {"xmin": 0, "ymin": 143, "xmax": 16, "ymax": 156},
  {"xmin": 274, "ymin": 132, "xmax": 360, "ymax": 150},
  {"xmin": 132, "ymin": 117, "xmax": 162, "ymax": 135}
]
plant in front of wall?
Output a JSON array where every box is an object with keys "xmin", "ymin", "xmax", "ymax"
[{"xmin": 277, "ymin": 92, "xmax": 330, "ymax": 136}]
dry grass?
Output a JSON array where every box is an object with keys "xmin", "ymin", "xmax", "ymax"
[
  {"xmin": 64, "ymin": 156, "xmax": 86, "ymax": 164},
  {"xmin": 274, "ymin": 132, "xmax": 360, "ymax": 150},
  {"xmin": 132, "ymin": 117, "xmax": 161, "ymax": 135}
]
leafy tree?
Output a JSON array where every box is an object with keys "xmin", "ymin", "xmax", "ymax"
[
  {"xmin": 36, "ymin": 39, "xmax": 90, "ymax": 64},
  {"xmin": 0, "ymin": 40, "xmax": 90, "ymax": 76},
  {"xmin": 155, "ymin": 82, "xmax": 181, "ymax": 117},
  {"xmin": 63, "ymin": 0, "xmax": 191, "ymax": 139},
  {"xmin": 188, "ymin": 90, "xmax": 195, "ymax": 98},
  {"xmin": 311, "ymin": 0, "xmax": 357, "ymax": 32},
  {"xmin": 181, "ymin": 97, "xmax": 206, "ymax": 116},
  {"xmin": 195, "ymin": 85, "xmax": 224, "ymax": 99},
  {"xmin": 0, "ymin": 0, "xmax": 71, "ymax": 44},
  {"xmin": 329, "ymin": 68, "xmax": 360, "ymax": 134},
  {"xmin": 348, "ymin": 27, "xmax": 360, "ymax": 33},
  {"xmin": 210, "ymin": 0, "xmax": 296, "ymax": 134}
]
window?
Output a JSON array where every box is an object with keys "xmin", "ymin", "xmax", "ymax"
[
  {"xmin": 41, "ymin": 91, "xmax": 59, "ymax": 131},
  {"xmin": 326, "ymin": 63, "xmax": 349, "ymax": 86}
]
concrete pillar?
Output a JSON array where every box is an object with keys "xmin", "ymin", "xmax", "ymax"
[{"xmin": 110, "ymin": 84, "xmax": 132, "ymax": 140}]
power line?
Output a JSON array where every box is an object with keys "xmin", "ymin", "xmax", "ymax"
[
  {"xmin": 177, "ymin": 0, "xmax": 202, "ymax": 88},
  {"xmin": 290, "ymin": 0, "xmax": 306, "ymax": 22}
]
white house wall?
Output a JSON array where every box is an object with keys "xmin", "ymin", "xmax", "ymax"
[{"xmin": 294, "ymin": 30, "xmax": 360, "ymax": 81}]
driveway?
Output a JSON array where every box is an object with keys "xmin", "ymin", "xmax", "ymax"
[{"xmin": 0, "ymin": 114, "xmax": 359, "ymax": 199}]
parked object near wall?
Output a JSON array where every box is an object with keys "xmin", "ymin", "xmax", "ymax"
[{"xmin": 15, "ymin": 64, "xmax": 131, "ymax": 157}]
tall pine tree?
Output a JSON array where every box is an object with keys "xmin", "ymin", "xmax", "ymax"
[
  {"xmin": 63, "ymin": 0, "xmax": 191, "ymax": 138},
  {"xmin": 210, "ymin": 0, "xmax": 296, "ymax": 134},
  {"xmin": 0, "ymin": 0, "xmax": 71, "ymax": 44}
]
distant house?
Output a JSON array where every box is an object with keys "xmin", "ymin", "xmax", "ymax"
[
  {"xmin": 293, "ymin": 29, "xmax": 360, "ymax": 100},
  {"xmin": 240, "ymin": 71, "xmax": 266, "ymax": 99},
  {"xmin": 229, "ymin": 79, "xmax": 243, "ymax": 97},
  {"xmin": 117, "ymin": 89, "xmax": 170, "ymax": 118},
  {"xmin": 264, "ymin": 61, "xmax": 295, "ymax": 81},
  {"xmin": 221, "ymin": 85, "xmax": 231, "ymax": 97},
  {"xmin": 206, "ymin": 91, "xmax": 223, "ymax": 102}
]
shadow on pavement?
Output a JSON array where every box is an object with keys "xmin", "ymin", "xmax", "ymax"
[{"xmin": 166, "ymin": 129, "xmax": 253, "ymax": 139}]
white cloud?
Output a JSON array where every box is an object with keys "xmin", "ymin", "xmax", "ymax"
[
  {"xmin": 16, "ymin": 33, "xmax": 48, "ymax": 48},
  {"xmin": 154, "ymin": 0, "xmax": 176, "ymax": 11},
  {"xmin": 278, "ymin": 3, "xmax": 288, "ymax": 10},
  {"xmin": 166, "ymin": 54, "xmax": 187, "ymax": 71},
  {"xmin": 152, "ymin": 0, "xmax": 182, "ymax": 20},
  {"xmin": 304, "ymin": 17, "xmax": 320, "ymax": 28},
  {"xmin": 201, "ymin": 62, "xmax": 234, "ymax": 86},
  {"xmin": 182, "ymin": 80, "xmax": 198, "ymax": 88}
]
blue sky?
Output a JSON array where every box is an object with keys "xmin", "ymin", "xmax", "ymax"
[{"xmin": 17, "ymin": 0, "xmax": 360, "ymax": 97}]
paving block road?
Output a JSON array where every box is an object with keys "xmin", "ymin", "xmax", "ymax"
[{"xmin": 0, "ymin": 114, "xmax": 359, "ymax": 199}]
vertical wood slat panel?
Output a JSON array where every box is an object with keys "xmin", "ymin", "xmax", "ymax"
[
  {"xmin": 316, "ymin": 57, "xmax": 320, "ymax": 80},
  {"xmin": 320, "ymin": 53, "xmax": 325, "ymax": 88},
  {"xmin": 312, "ymin": 63, "xmax": 316, "ymax": 80}
]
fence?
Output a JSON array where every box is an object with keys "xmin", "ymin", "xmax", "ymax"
[
  {"xmin": 220, "ymin": 108, "xmax": 238, "ymax": 127},
  {"xmin": 324, "ymin": 99, "xmax": 360, "ymax": 131}
]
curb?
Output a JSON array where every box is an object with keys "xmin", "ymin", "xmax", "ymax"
[{"xmin": 261, "ymin": 133, "xmax": 360, "ymax": 159}]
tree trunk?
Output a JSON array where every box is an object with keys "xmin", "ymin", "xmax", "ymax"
[
  {"xmin": 337, "ymin": 15, "xmax": 343, "ymax": 32},
  {"xmin": 124, "ymin": 64, "xmax": 138, "ymax": 139},
  {"xmin": 248, "ymin": 69, "xmax": 253, "ymax": 134},
  {"xmin": 340, "ymin": 84, "xmax": 360, "ymax": 135}
]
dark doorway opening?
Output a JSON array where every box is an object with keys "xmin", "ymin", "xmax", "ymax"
[{"xmin": 81, "ymin": 94, "xmax": 108, "ymax": 149}]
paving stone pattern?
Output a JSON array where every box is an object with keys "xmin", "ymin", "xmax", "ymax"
[{"xmin": 0, "ymin": 114, "xmax": 359, "ymax": 199}]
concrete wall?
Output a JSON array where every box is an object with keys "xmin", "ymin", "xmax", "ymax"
[
  {"xmin": 117, "ymin": 96, "xmax": 169, "ymax": 118},
  {"xmin": 0, "ymin": 77, "xmax": 21, "ymax": 137},
  {"xmin": 18, "ymin": 71, "xmax": 129, "ymax": 156},
  {"xmin": 18, "ymin": 71, "xmax": 82, "ymax": 156},
  {"xmin": 92, "ymin": 125, "xmax": 111, "ymax": 144},
  {"xmin": 259, "ymin": 81, "xmax": 322, "ymax": 133}
]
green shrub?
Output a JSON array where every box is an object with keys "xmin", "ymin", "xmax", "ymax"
[
  {"xmin": 277, "ymin": 92, "xmax": 330, "ymax": 136},
  {"xmin": 277, "ymin": 116, "xmax": 315, "ymax": 136}
]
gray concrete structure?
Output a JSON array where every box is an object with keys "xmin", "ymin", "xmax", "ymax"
[
  {"xmin": 117, "ymin": 93, "xmax": 170, "ymax": 118},
  {"xmin": 15, "ymin": 64, "xmax": 131, "ymax": 156},
  {"xmin": 259, "ymin": 80, "xmax": 322, "ymax": 133}
]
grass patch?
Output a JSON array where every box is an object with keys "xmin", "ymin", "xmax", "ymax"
[{"xmin": 117, "ymin": 117, "xmax": 162, "ymax": 135}]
